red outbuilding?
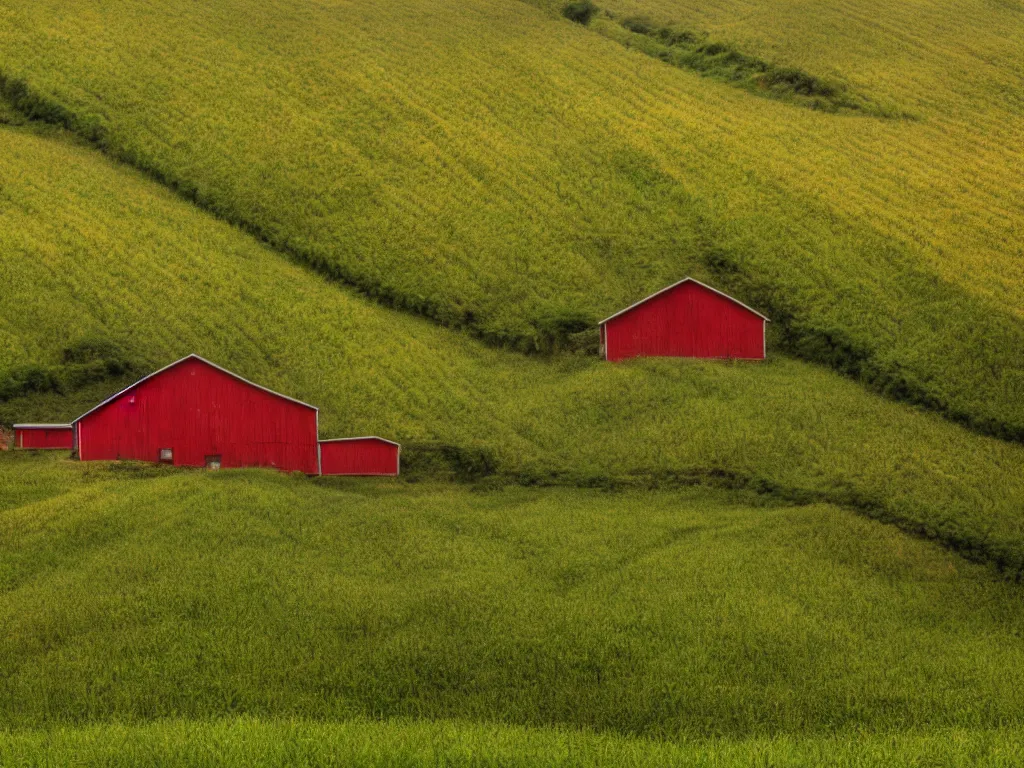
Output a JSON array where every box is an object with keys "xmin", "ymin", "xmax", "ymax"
[
  {"xmin": 73, "ymin": 355, "xmax": 320, "ymax": 474},
  {"xmin": 319, "ymin": 437, "xmax": 401, "ymax": 476},
  {"xmin": 13, "ymin": 424, "xmax": 73, "ymax": 450},
  {"xmin": 599, "ymin": 278, "xmax": 769, "ymax": 362}
]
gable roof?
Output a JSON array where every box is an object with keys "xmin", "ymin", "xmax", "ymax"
[
  {"xmin": 318, "ymin": 436, "xmax": 401, "ymax": 447},
  {"xmin": 73, "ymin": 354, "xmax": 318, "ymax": 424},
  {"xmin": 598, "ymin": 277, "xmax": 770, "ymax": 326}
]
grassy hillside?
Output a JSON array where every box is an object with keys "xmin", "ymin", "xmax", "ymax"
[
  {"xmin": 4, "ymin": 454, "xmax": 1024, "ymax": 743},
  {"xmin": 0, "ymin": 0, "xmax": 1021, "ymax": 439},
  {"xmin": 2, "ymin": 1, "xmax": 1022, "ymax": 762},
  {"xmin": 4, "ymin": 718, "xmax": 1024, "ymax": 767},
  {"xmin": 3, "ymin": 124, "xmax": 1024, "ymax": 573}
]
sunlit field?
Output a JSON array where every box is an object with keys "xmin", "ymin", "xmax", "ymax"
[
  {"xmin": 0, "ymin": 0, "xmax": 1021, "ymax": 437},
  {"xmin": 3, "ymin": 455, "xmax": 1024, "ymax": 756},
  {"xmin": 1, "ymin": 0, "xmax": 1022, "ymax": 762},
  {"xmin": 2, "ymin": 125, "xmax": 1024, "ymax": 574},
  {"xmin": 3, "ymin": 719, "xmax": 1024, "ymax": 767}
]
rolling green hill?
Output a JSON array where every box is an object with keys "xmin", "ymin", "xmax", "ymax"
[
  {"xmin": 2, "ymin": 122, "xmax": 1024, "ymax": 575},
  {"xmin": 3, "ymin": 456, "xmax": 1024, "ymax": 752},
  {"xmin": 1, "ymin": 0, "xmax": 1022, "ymax": 762},
  {"xmin": 0, "ymin": 0, "xmax": 1021, "ymax": 439}
]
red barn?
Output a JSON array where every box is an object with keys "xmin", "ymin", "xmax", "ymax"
[
  {"xmin": 599, "ymin": 278, "xmax": 769, "ymax": 362},
  {"xmin": 73, "ymin": 355, "xmax": 319, "ymax": 474},
  {"xmin": 319, "ymin": 437, "xmax": 400, "ymax": 476},
  {"xmin": 13, "ymin": 424, "xmax": 73, "ymax": 450}
]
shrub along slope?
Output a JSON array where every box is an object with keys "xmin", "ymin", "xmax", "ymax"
[
  {"xmin": 0, "ymin": 0, "xmax": 1021, "ymax": 439},
  {"xmin": 2, "ymin": 123, "xmax": 1024, "ymax": 573},
  {"xmin": 3, "ymin": 456, "xmax": 1024, "ymax": 743}
]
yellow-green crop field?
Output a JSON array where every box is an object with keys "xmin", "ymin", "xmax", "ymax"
[
  {"xmin": 3, "ymin": 456, "xmax": 1024, "ymax": 761},
  {"xmin": 5, "ymin": 718, "xmax": 1024, "ymax": 767},
  {"xmin": 2, "ymin": 123, "xmax": 1024, "ymax": 573},
  {"xmin": 1, "ymin": 0, "xmax": 1023, "ymax": 762},
  {"xmin": 0, "ymin": 0, "xmax": 1021, "ymax": 438}
]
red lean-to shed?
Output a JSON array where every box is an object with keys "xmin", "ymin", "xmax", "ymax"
[
  {"xmin": 73, "ymin": 355, "xmax": 319, "ymax": 474},
  {"xmin": 599, "ymin": 278, "xmax": 769, "ymax": 362},
  {"xmin": 13, "ymin": 424, "xmax": 73, "ymax": 449},
  {"xmin": 319, "ymin": 437, "xmax": 401, "ymax": 476}
]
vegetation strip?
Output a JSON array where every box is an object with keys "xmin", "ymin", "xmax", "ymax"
[
  {"xmin": 399, "ymin": 445, "xmax": 1024, "ymax": 578},
  {"xmin": 0, "ymin": 338, "xmax": 135, "ymax": 404},
  {"xmin": 561, "ymin": 1, "xmax": 904, "ymax": 117}
]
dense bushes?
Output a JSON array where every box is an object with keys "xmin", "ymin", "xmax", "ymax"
[
  {"xmin": 0, "ymin": 337, "xmax": 134, "ymax": 404},
  {"xmin": 562, "ymin": 1, "xmax": 597, "ymax": 25},
  {"xmin": 0, "ymin": 366, "xmax": 62, "ymax": 401},
  {"xmin": 597, "ymin": 9, "xmax": 868, "ymax": 113},
  {"xmin": 400, "ymin": 442, "xmax": 498, "ymax": 481}
]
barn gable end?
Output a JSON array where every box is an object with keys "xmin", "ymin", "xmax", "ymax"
[
  {"xmin": 73, "ymin": 355, "xmax": 319, "ymax": 473},
  {"xmin": 600, "ymin": 278, "xmax": 769, "ymax": 362}
]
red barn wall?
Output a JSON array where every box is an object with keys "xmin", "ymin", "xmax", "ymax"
[
  {"xmin": 604, "ymin": 281, "xmax": 764, "ymax": 361},
  {"xmin": 77, "ymin": 358, "xmax": 318, "ymax": 473},
  {"xmin": 16, "ymin": 427, "xmax": 73, "ymax": 449},
  {"xmin": 319, "ymin": 439, "xmax": 400, "ymax": 476}
]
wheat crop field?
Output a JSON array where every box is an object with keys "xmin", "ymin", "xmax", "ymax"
[
  {"xmin": 0, "ymin": 0, "xmax": 1021, "ymax": 436},
  {"xmin": 2, "ymin": 123, "xmax": 1024, "ymax": 574},
  {"xmin": 3, "ymin": 456, "xmax": 1024, "ymax": 764},
  {"xmin": 0, "ymin": 0, "xmax": 1022, "ymax": 763}
]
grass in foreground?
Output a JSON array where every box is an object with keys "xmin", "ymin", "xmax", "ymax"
[
  {"xmin": 3, "ymin": 454, "xmax": 1024, "ymax": 739},
  {"xmin": 0, "ymin": 0, "xmax": 1021, "ymax": 438},
  {"xmin": 3, "ymin": 718, "xmax": 1024, "ymax": 767},
  {"xmin": 3, "ymin": 123, "xmax": 1024, "ymax": 575}
]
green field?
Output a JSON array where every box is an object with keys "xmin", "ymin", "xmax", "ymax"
[
  {"xmin": 1, "ymin": 0, "xmax": 1022, "ymax": 762},
  {"xmin": 4, "ymin": 719, "xmax": 1024, "ymax": 767},
  {"xmin": 0, "ymin": 0, "xmax": 1022, "ymax": 438},
  {"xmin": 3, "ymin": 456, "xmax": 1024, "ymax": 759},
  {"xmin": 2, "ymin": 123, "xmax": 1024, "ymax": 575}
]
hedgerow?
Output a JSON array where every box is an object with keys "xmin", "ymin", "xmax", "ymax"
[
  {"xmin": 0, "ymin": 338, "xmax": 134, "ymax": 402},
  {"xmin": 591, "ymin": 8, "xmax": 886, "ymax": 114}
]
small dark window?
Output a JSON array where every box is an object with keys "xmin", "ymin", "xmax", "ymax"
[
  {"xmin": 159, "ymin": 448, "xmax": 173, "ymax": 463},
  {"xmin": 205, "ymin": 455, "xmax": 222, "ymax": 471}
]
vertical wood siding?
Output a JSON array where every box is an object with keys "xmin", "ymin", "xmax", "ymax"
[
  {"xmin": 604, "ymin": 281, "xmax": 765, "ymax": 361},
  {"xmin": 77, "ymin": 358, "xmax": 318, "ymax": 473},
  {"xmin": 15, "ymin": 427, "xmax": 73, "ymax": 449},
  {"xmin": 319, "ymin": 438, "xmax": 400, "ymax": 476}
]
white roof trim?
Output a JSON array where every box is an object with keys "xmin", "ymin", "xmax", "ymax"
[
  {"xmin": 13, "ymin": 424, "xmax": 72, "ymax": 429},
  {"xmin": 598, "ymin": 277, "xmax": 770, "ymax": 325},
  {"xmin": 72, "ymin": 354, "xmax": 318, "ymax": 424},
  {"xmin": 318, "ymin": 436, "xmax": 401, "ymax": 447}
]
